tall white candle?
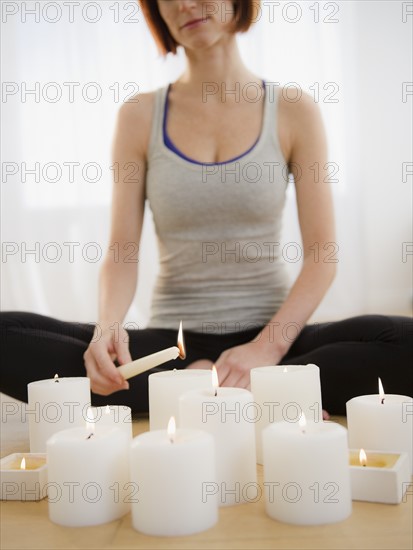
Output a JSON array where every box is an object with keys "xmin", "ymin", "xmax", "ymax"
[
  {"xmin": 346, "ymin": 381, "xmax": 413, "ymax": 473},
  {"xmin": 250, "ymin": 365, "xmax": 322, "ymax": 464},
  {"xmin": 117, "ymin": 347, "xmax": 180, "ymax": 380},
  {"xmin": 47, "ymin": 425, "xmax": 130, "ymax": 526},
  {"xmin": 179, "ymin": 383, "xmax": 257, "ymax": 507},
  {"xmin": 263, "ymin": 418, "xmax": 352, "ymax": 525},
  {"xmin": 149, "ymin": 369, "xmax": 212, "ymax": 430},
  {"xmin": 130, "ymin": 420, "xmax": 218, "ymax": 536},
  {"xmin": 117, "ymin": 321, "xmax": 185, "ymax": 380},
  {"xmin": 89, "ymin": 405, "xmax": 132, "ymax": 439},
  {"xmin": 28, "ymin": 376, "xmax": 91, "ymax": 452}
]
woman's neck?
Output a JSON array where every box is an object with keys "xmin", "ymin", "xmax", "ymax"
[{"xmin": 175, "ymin": 39, "xmax": 261, "ymax": 99}]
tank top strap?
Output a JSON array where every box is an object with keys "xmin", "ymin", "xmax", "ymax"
[
  {"xmin": 147, "ymin": 85, "xmax": 169, "ymax": 159},
  {"xmin": 262, "ymin": 81, "xmax": 283, "ymax": 154}
]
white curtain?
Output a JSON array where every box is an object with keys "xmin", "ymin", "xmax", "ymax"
[{"xmin": 1, "ymin": 1, "xmax": 412, "ymax": 326}]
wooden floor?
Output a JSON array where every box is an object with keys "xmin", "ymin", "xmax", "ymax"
[{"xmin": 1, "ymin": 394, "xmax": 412, "ymax": 550}]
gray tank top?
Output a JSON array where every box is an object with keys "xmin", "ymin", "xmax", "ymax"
[{"xmin": 145, "ymin": 83, "xmax": 290, "ymax": 334}]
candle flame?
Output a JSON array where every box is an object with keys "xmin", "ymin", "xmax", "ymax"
[
  {"xmin": 168, "ymin": 416, "xmax": 176, "ymax": 443},
  {"xmin": 212, "ymin": 365, "xmax": 219, "ymax": 396},
  {"xmin": 298, "ymin": 412, "xmax": 307, "ymax": 433},
  {"xmin": 54, "ymin": 373, "xmax": 59, "ymax": 383},
  {"xmin": 283, "ymin": 367, "xmax": 288, "ymax": 373},
  {"xmin": 378, "ymin": 377, "xmax": 385, "ymax": 404},
  {"xmin": 359, "ymin": 448, "xmax": 367, "ymax": 467},
  {"xmin": 20, "ymin": 457, "xmax": 26, "ymax": 470},
  {"xmin": 177, "ymin": 321, "xmax": 186, "ymax": 359},
  {"xmin": 105, "ymin": 405, "xmax": 111, "ymax": 415}
]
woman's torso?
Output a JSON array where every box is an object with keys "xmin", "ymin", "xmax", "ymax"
[{"xmin": 137, "ymin": 81, "xmax": 293, "ymax": 333}]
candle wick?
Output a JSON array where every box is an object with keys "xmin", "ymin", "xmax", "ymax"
[
  {"xmin": 54, "ymin": 379, "xmax": 59, "ymax": 383},
  {"xmin": 381, "ymin": 398, "xmax": 385, "ymax": 405},
  {"xmin": 214, "ymin": 388, "xmax": 217, "ymax": 397},
  {"xmin": 363, "ymin": 463, "xmax": 366, "ymax": 467},
  {"xmin": 86, "ymin": 433, "xmax": 94, "ymax": 440},
  {"xmin": 169, "ymin": 438, "xmax": 174, "ymax": 444}
]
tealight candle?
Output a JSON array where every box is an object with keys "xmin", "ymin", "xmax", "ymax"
[
  {"xmin": 0, "ymin": 453, "xmax": 47, "ymax": 501},
  {"xmin": 89, "ymin": 405, "xmax": 132, "ymax": 439},
  {"xmin": 117, "ymin": 321, "xmax": 185, "ymax": 380},
  {"xmin": 28, "ymin": 375, "xmax": 91, "ymax": 452},
  {"xmin": 251, "ymin": 364, "xmax": 323, "ymax": 464},
  {"xmin": 349, "ymin": 448, "xmax": 410, "ymax": 504},
  {"xmin": 149, "ymin": 369, "xmax": 212, "ymax": 430},
  {"xmin": 47, "ymin": 424, "xmax": 130, "ymax": 526},
  {"xmin": 179, "ymin": 367, "xmax": 257, "ymax": 507},
  {"xmin": 263, "ymin": 416, "xmax": 352, "ymax": 525},
  {"xmin": 346, "ymin": 378, "xmax": 413, "ymax": 473},
  {"xmin": 130, "ymin": 417, "xmax": 218, "ymax": 536}
]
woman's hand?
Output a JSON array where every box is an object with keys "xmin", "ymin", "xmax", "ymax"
[
  {"xmin": 215, "ymin": 340, "xmax": 283, "ymax": 389},
  {"xmin": 83, "ymin": 325, "xmax": 131, "ymax": 395},
  {"xmin": 214, "ymin": 339, "xmax": 331, "ymax": 420}
]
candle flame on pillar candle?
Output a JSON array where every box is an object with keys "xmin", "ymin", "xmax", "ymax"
[
  {"xmin": 20, "ymin": 457, "xmax": 26, "ymax": 470},
  {"xmin": 105, "ymin": 405, "xmax": 111, "ymax": 415},
  {"xmin": 359, "ymin": 448, "xmax": 367, "ymax": 467},
  {"xmin": 283, "ymin": 367, "xmax": 288, "ymax": 373},
  {"xmin": 211, "ymin": 366, "xmax": 219, "ymax": 396},
  {"xmin": 378, "ymin": 377, "xmax": 385, "ymax": 404},
  {"xmin": 177, "ymin": 321, "xmax": 186, "ymax": 359},
  {"xmin": 167, "ymin": 416, "xmax": 176, "ymax": 444},
  {"xmin": 298, "ymin": 412, "xmax": 307, "ymax": 434},
  {"xmin": 54, "ymin": 373, "xmax": 59, "ymax": 383}
]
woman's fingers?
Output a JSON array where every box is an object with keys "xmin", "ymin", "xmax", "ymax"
[
  {"xmin": 83, "ymin": 331, "xmax": 130, "ymax": 394},
  {"xmin": 84, "ymin": 351, "xmax": 122, "ymax": 395}
]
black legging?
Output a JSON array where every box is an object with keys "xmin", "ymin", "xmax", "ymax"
[{"xmin": 0, "ymin": 311, "xmax": 412, "ymax": 415}]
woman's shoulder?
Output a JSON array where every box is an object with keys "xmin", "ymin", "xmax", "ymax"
[
  {"xmin": 115, "ymin": 89, "xmax": 159, "ymax": 155},
  {"xmin": 276, "ymin": 85, "xmax": 324, "ymax": 162},
  {"xmin": 277, "ymin": 85, "xmax": 321, "ymax": 122}
]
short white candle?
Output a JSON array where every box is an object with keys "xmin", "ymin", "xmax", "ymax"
[
  {"xmin": 251, "ymin": 364, "xmax": 323, "ymax": 464},
  {"xmin": 179, "ymin": 370, "xmax": 257, "ymax": 507},
  {"xmin": 28, "ymin": 375, "xmax": 91, "ymax": 452},
  {"xmin": 47, "ymin": 425, "xmax": 130, "ymax": 526},
  {"xmin": 263, "ymin": 417, "xmax": 352, "ymax": 525},
  {"xmin": 89, "ymin": 405, "xmax": 132, "ymax": 439},
  {"xmin": 130, "ymin": 418, "xmax": 218, "ymax": 536},
  {"xmin": 0, "ymin": 453, "xmax": 47, "ymax": 501},
  {"xmin": 149, "ymin": 369, "xmax": 212, "ymax": 430},
  {"xmin": 346, "ymin": 379, "xmax": 413, "ymax": 473},
  {"xmin": 349, "ymin": 449, "xmax": 411, "ymax": 504}
]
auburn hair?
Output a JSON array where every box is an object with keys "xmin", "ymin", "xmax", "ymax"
[{"xmin": 138, "ymin": 1, "xmax": 260, "ymax": 55}]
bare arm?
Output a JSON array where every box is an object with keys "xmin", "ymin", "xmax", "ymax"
[
  {"xmin": 84, "ymin": 96, "xmax": 152, "ymax": 395},
  {"xmin": 257, "ymin": 90, "xmax": 336, "ymax": 357},
  {"xmin": 217, "ymin": 90, "xmax": 336, "ymax": 387}
]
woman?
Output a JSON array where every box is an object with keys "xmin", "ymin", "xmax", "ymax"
[{"xmin": 1, "ymin": 0, "xmax": 411, "ymax": 415}]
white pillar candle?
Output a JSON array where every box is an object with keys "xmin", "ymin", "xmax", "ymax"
[
  {"xmin": 263, "ymin": 418, "xmax": 352, "ymax": 525},
  {"xmin": 89, "ymin": 405, "xmax": 132, "ymax": 439},
  {"xmin": 149, "ymin": 369, "xmax": 212, "ymax": 430},
  {"xmin": 346, "ymin": 380, "xmax": 413, "ymax": 473},
  {"xmin": 130, "ymin": 420, "xmax": 218, "ymax": 536},
  {"xmin": 251, "ymin": 365, "xmax": 322, "ymax": 464},
  {"xmin": 28, "ymin": 375, "xmax": 91, "ymax": 452},
  {"xmin": 179, "ymin": 385, "xmax": 257, "ymax": 507},
  {"xmin": 47, "ymin": 425, "xmax": 130, "ymax": 526}
]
